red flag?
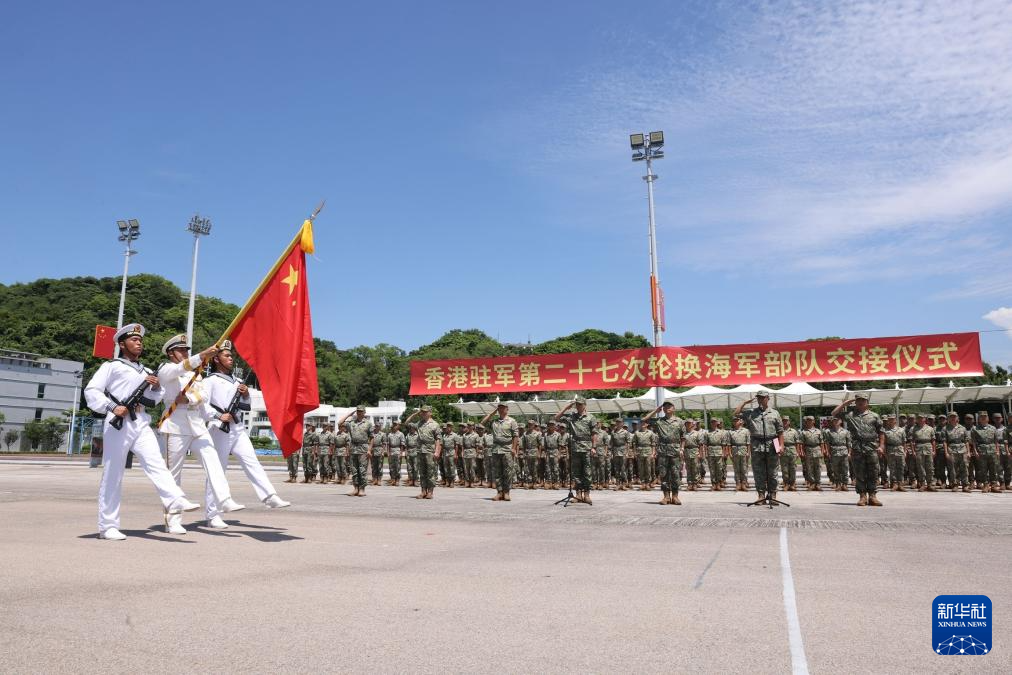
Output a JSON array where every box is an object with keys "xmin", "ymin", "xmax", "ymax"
[
  {"xmin": 93, "ymin": 324, "xmax": 115, "ymax": 359},
  {"xmin": 231, "ymin": 243, "xmax": 319, "ymax": 457}
]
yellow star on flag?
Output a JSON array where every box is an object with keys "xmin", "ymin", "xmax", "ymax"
[{"xmin": 281, "ymin": 264, "xmax": 299, "ymax": 296}]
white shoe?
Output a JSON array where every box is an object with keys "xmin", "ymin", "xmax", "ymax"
[
  {"xmin": 220, "ymin": 498, "xmax": 246, "ymax": 513},
  {"xmin": 263, "ymin": 494, "xmax": 291, "ymax": 509},
  {"xmin": 99, "ymin": 528, "xmax": 126, "ymax": 541},
  {"xmin": 165, "ymin": 513, "xmax": 187, "ymax": 535},
  {"xmin": 207, "ymin": 515, "xmax": 229, "ymax": 529},
  {"xmin": 168, "ymin": 498, "xmax": 201, "ymax": 514}
]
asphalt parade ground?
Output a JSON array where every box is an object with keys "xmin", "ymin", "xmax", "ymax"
[{"xmin": 1, "ymin": 460, "xmax": 1010, "ymax": 674}]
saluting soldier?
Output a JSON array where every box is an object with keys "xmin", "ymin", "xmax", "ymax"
[
  {"xmin": 799, "ymin": 416, "xmax": 825, "ymax": 491},
  {"xmin": 882, "ymin": 415, "xmax": 909, "ymax": 491},
  {"xmin": 831, "ymin": 394, "xmax": 884, "ymax": 506},
  {"xmin": 402, "ymin": 406, "xmax": 440, "ymax": 499},
  {"xmin": 729, "ymin": 416, "xmax": 752, "ymax": 491},
  {"xmin": 780, "ymin": 416, "xmax": 800, "ymax": 491},
  {"xmin": 970, "ymin": 411, "xmax": 1002, "ymax": 492},
  {"xmin": 333, "ymin": 423, "xmax": 351, "ymax": 484},
  {"xmin": 204, "ymin": 343, "xmax": 290, "ymax": 518},
  {"xmin": 642, "ymin": 402, "xmax": 684, "ymax": 504},
  {"xmin": 339, "ymin": 406, "xmax": 374, "ymax": 496},
  {"xmin": 83, "ymin": 324, "xmax": 201, "ymax": 540},
  {"xmin": 157, "ymin": 334, "xmax": 244, "ymax": 533},
  {"xmin": 823, "ymin": 416, "xmax": 852, "ymax": 492},
  {"xmin": 734, "ymin": 392, "xmax": 784, "ymax": 502},
  {"xmin": 555, "ymin": 398, "xmax": 599, "ymax": 504},
  {"xmin": 480, "ymin": 402, "xmax": 519, "ymax": 501}
]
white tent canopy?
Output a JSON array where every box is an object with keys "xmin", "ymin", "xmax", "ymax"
[{"xmin": 450, "ymin": 381, "xmax": 1012, "ymax": 420}]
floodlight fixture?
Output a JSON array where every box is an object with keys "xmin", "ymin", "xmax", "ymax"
[
  {"xmin": 186, "ymin": 214, "xmax": 212, "ymax": 236},
  {"xmin": 629, "ymin": 133, "xmax": 645, "ymax": 150},
  {"xmin": 117, "ymin": 220, "xmax": 128, "ymax": 233},
  {"xmin": 648, "ymin": 130, "xmax": 664, "ymax": 146}
]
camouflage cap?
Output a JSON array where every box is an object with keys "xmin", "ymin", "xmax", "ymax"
[
  {"xmin": 420, "ymin": 405, "xmax": 432, "ymax": 412},
  {"xmin": 355, "ymin": 404, "xmax": 366, "ymax": 412},
  {"xmin": 915, "ymin": 412, "xmax": 925, "ymax": 418},
  {"xmin": 925, "ymin": 414, "xmax": 936, "ymax": 420},
  {"xmin": 803, "ymin": 415, "xmax": 815, "ymax": 421},
  {"xmin": 756, "ymin": 391, "xmax": 770, "ymax": 398},
  {"xmin": 854, "ymin": 393, "xmax": 869, "ymax": 401},
  {"xmin": 947, "ymin": 411, "xmax": 959, "ymax": 417},
  {"xmin": 883, "ymin": 414, "xmax": 894, "ymax": 420},
  {"xmin": 496, "ymin": 401, "xmax": 508, "ymax": 409},
  {"xmin": 574, "ymin": 396, "xmax": 587, "ymax": 405},
  {"xmin": 977, "ymin": 410, "xmax": 990, "ymax": 416}
]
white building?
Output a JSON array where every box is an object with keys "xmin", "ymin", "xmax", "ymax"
[
  {"xmin": 245, "ymin": 387, "xmax": 406, "ymax": 444},
  {"xmin": 0, "ymin": 348, "xmax": 84, "ymax": 452}
]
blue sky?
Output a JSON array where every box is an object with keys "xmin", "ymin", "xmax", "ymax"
[{"xmin": 3, "ymin": 1, "xmax": 1012, "ymax": 367}]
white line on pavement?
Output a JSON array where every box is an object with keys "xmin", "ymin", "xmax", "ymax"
[{"xmin": 780, "ymin": 526, "xmax": 809, "ymax": 675}]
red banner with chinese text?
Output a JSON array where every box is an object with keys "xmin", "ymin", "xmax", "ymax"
[{"xmin": 409, "ymin": 332, "xmax": 982, "ymax": 395}]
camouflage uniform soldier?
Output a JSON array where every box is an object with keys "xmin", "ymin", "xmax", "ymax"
[
  {"xmin": 369, "ymin": 423, "xmax": 387, "ymax": 486},
  {"xmin": 729, "ymin": 417, "xmax": 752, "ymax": 491},
  {"xmin": 593, "ymin": 424, "xmax": 611, "ymax": 489},
  {"xmin": 558, "ymin": 424, "xmax": 571, "ymax": 484},
  {"xmin": 704, "ymin": 419, "xmax": 729, "ymax": 491},
  {"xmin": 301, "ymin": 425, "xmax": 320, "ymax": 484},
  {"xmin": 912, "ymin": 415, "xmax": 937, "ymax": 491},
  {"xmin": 520, "ymin": 420, "xmax": 542, "ymax": 489},
  {"xmin": 933, "ymin": 414, "xmax": 951, "ymax": 488},
  {"xmin": 386, "ymin": 422, "xmax": 405, "ymax": 486},
  {"xmin": 458, "ymin": 423, "xmax": 478, "ymax": 487},
  {"xmin": 832, "ymin": 395, "xmax": 884, "ymax": 506},
  {"xmin": 970, "ymin": 411, "xmax": 1002, "ymax": 492},
  {"xmin": 333, "ymin": 423, "xmax": 350, "ymax": 485},
  {"xmin": 642, "ymin": 402, "xmax": 684, "ymax": 504},
  {"xmin": 942, "ymin": 412, "xmax": 969, "ymax": 492},
  {"xmin": 481, "ymin": 425, "xmax": 495, "ymax": 487},
  {"xmin": 402, "ymin": 406, "xmax": 440, "ymax": 499},
  {"xmin": 800, "ymin": 416, "xmax": 825, "ymax": 490},
  {"xmin": 780, "ymin": 416, "xmax": 801, "ymax": 491},
  {"xmin": 609, "ymin": 420, "xmax": 631, "ymax": 490},
  {"xmin": 881, "ymin": 415, "xmax": 909, "ymax": 491},
  {"xmin": 339, "ymin": 406, "xmax": 374, "ymax": 496},
  {"xmin": 474, "ymin": 424, "xmax": 486, "ymax": 487},
  {"xmin": 286, "ymin": 436, "xmax": 301, "ymax": 483},
  {"xmin": 681, "ymin": 420, "xmax": 704, "ymax": 491},
  {"xmin": 318, "ymin": 424, "xmax": 336, "ymax": 483},
  {"xmin": 439, "ymin": 423, "xmax": 460, "ymax": 488},
  {"xmin": 632, "ymin": 424, "xmax": 656, "ymax": 492},
  {"xmin": 735, "ymin": 393, "xmax": 784, "ymax": 501},
  {"xmin": 822, "ymin": 417, "xmax": 852, "ymax": 491},
  {"xmin": 480, "ymin": 402, "xmax": 519, "ymax": 501},
  {"xmin": 555, "ymin": 398, "xmax": 599, "ymax": 504},
  {"xmin": 542, "ymin": 421, "xmax": 563, "ymax": 489},
  {"xmin": 996, "ymin": 413, "xmax": 1011, "ymax": 489},
  {"xmin": 404, "ymin": 423, "xmax": 420, "ymax": 486},
  {"xmin": 963, "ymin": 413, "xmax": 977, "ymax": 486}
]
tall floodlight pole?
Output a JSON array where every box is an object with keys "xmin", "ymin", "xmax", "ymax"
[
  {"xmin": 630, "ymin": 132, "xmax": 666, "ymax": 408},
  {"xmin": 114, "ymin": 219, "xmax": 141, "ymax": 357},
  {"xmin": 185, "ymin": 214, "xmax": 212, "ymax": 347}
]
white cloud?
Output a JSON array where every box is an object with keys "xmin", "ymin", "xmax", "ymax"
[
  {"xmin": 502, "ymin": 0, "xmax": 1012, "ymax": 294},
  {"xmin": 983, "ymin": 307, "xmax": 1012, "ymax": 338}
]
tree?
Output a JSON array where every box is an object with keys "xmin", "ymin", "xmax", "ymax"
[
  {"xmin": 22, "ymin": 417, "xmax": 67, "ymax": 452},
  {"xmin": 3, "ymin": 430, "xmax": 18, "ymax": 451},
  {"xmin": 249, "ymin": 436, "xmax": 275, "ymax": 450}
]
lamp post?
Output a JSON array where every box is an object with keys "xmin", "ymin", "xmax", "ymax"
[
  {"xmin": 185, "ymin": 214, "xmax": 212, "ymax": 347},
  {"xmin": 115, "ymin": 219, "xmax": 140, "ymax": 356},
  {"xmin": 67, "ymin": 370, "xmax": 82, "ymax": 455},
  {"xmin": 630, "ymin": 131, "xmax": 666, "ymax": 408}
]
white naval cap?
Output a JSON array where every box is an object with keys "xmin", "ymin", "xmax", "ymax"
[
  {"xmin": 114, "ymin": 323, "xmax": 145, "ymax": 342},
  {"xmin": 161, "ymin": 333, "xmax": 189, "ymax": 356}
]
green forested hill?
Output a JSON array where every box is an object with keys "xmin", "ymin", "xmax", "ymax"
[{"xmin": 0, "ymin": 275, "xmax": 650, "ymax": 415}]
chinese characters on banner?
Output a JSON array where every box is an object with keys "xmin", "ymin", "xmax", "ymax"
[{"xmin": 409, "ymin": 332, "xmax": 982, "ymax": 395}]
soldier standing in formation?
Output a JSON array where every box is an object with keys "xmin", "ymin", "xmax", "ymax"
[
  {"xmin": 970, "ymin": 411, "xmax": 1002, "ymax": 492},
  {"xmin": 439, "ymin": 422, "xmax": 460, "ymax": 487},
  {"xmin": 681, "ymin": 419, "xmax": 703, "ymax": 490},
  {"xmin": 369, "ymin": 422, "xmax": 386, "ymax": 485},
  {"xmin": 632, "ymin": 420, "xmax": 656, "ymax": 492},
  {"xmin": 704, "ymin": 417, "xmax": 729, "ymax": 491},
  {"xmin": 881, "ymin": 415, "xmax": 908, "ymax": 491},
  {"xmin": 780, "ymin": 416, "xmax": 799, "ymax": 491},
  {"xmin": 543, "ymin": 420, "xmax": 564, "ymax": 489},
  {"xmin": 460, "ymin": 422, "xmax": 479, "ymax": 487},
  {"xmin": 84, "ymin": 324, "xmax": 201, "ymax": 540},
  {"xmin": 911, "ymin": 414, "xmax": 937, "ymax": 491},
  {"xmin": 401, "ymin": 406, "xmax": 440, "ymax": 498},
  {"xmin": 735, "ymin": 392, "xmax": 784, "ymax": 502},
  {"xmin": 996, "ymin": 413, "xmax": 1011, "ymax": 490},
  {"xmin": 799, "ymin": 416, "xmax": 825, "ymax": 490},
  {"xmin": 333, "ymin": 423, "xmax": 350, "ymax": 484},
  {"xmin": 339, "ymin": 406, "xmax": 373, "ymax": 496},
  {"xmin": 555, "ymin": 398, "xmax": 598, "ymax": 504},
  {"xmin": 301, "ymin": 424, "xmax": 320, "ymax": 484},
  {"xmin": 317, "ymin": 424, "xmax": 335, "ymax": 483},
  {"xmin": 729, "ymin": 415, "xmax": 752, "ymax": 491},
  {"xmin": 831, "ymin": 394, "xmax": 884, "ymax": 507},
  {"xmin": 481, "ymin": 402, "xmax": 519, "ymax": 501},
  {"xmin": 521, "ymin": 419, "xmax": 543, "ymax": 489},
  {"xmin": 642, "ymin": 401, "xmax": 684, "ymax": 504},
  {"xmin": 823, "ymin": 416, "xmax": 851, "ymax": 492},
  {"xmin": 386, "ymin": 421, "xmax": 405, "ymax": 486},
  {"xmin": 608, "ymin": 419, "xmax": 630, "ymax": 490}
]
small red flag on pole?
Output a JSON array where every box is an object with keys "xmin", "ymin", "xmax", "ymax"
[{"xmin": 93, "ymin": 325, "xmax": 116, "ymax": 359}]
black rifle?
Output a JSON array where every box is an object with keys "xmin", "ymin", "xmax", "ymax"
[
  {"xmin": 106, "ymin": 374, "xmax": 154, "ymax": 431},
  {"xmin": 214, "ymin": 374, "xmax": 250, "ymax": 433}
]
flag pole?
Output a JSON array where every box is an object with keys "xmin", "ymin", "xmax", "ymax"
[{"xmin": 157, "ymin": 202, "xmax": 325, "ymax": 429}]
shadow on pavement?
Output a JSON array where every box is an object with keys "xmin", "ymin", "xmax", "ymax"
[{"xmin": 77, "ymin": 530, "xmax": 196, "ymax": 543}]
